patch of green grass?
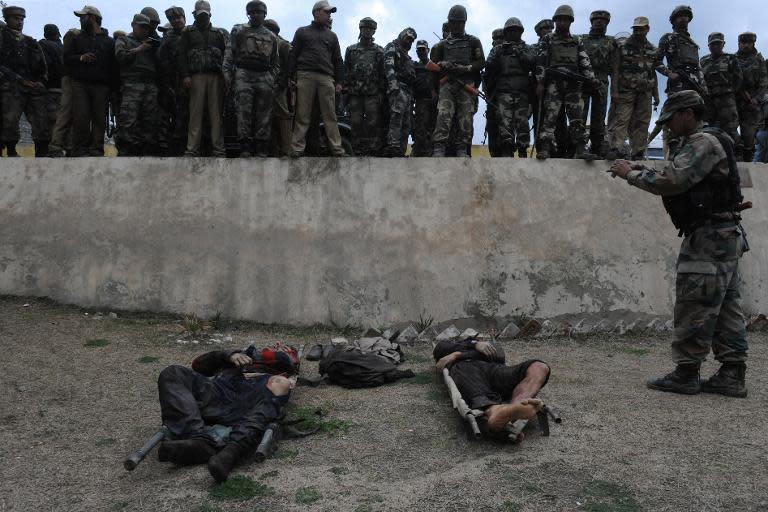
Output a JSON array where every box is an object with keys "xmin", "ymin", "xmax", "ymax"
[
  {"xmin": 84, "ymin": 338, "xmax": 109, "ymax": 347},
  {"xmin": 209, "ymin": 475, "xmax": 272, "ymax": 501},
  {"xmin": 137, "ymin": 355, "xmax": 159, "ymax": 364},
  {"xmin": 95, "ymin": 437, "xmax": 116, "ymax": 447},
  {"xmin": 404, "ymin": 351, "xmax": 432, "ymax": 364},
  {"xmin": 329, "ymin": 466, "xmax": 349, "ymax": 475},
  {"xmin": 354, "ymin": 506, "xmax": 372, "ymax": 512},
  {"xmin": 579, "ymin": 480, "xmax": 642, "ymax": 512},
  {"xmin": 426, "ymin": 384, "xmax": 447, "ymax": 402},
  {"xmin": 110, "ymin": 501, "xmax": 129, "ymax": 510},
  {"xmin": 274, "ymin": 448, "xmax": 298, "ymax": 460},
  {"xmin": 524, "ymin": 483, "xmax": 544, "ymax": 493},
  {"xmin": 498, "ymin": 502, "xmax": 522, "ymax": 512},
  {"xmin": 259, "ymin": 470, "xmax": 279, "ymax": 480},
  {"xmin": 408, "ymin": 371, "xmax": 435, "ymax": 385},
  {"xmin": 295, "ymin": 486, "xmax": 322, "ymax": 505},
  {"xmin": 285, "ymin": 405, "xmax": 352, "ymax": 436}
]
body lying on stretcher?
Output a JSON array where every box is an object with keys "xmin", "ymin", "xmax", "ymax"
[{"xmin": 433, "ymin": 338, "xmax": 552, "ymax": 442}]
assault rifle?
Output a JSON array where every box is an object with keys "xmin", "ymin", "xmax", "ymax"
[
  {"xmin": 544, "ymin": 66, "xmax": 597, "ymax": 84},
  {"xmin": 425, "ymin": 60, "xmax": 487, "ymax": 101},
  {"xmin": 670, "ymin": 67, "xmax": 708, "ymax": 100}
]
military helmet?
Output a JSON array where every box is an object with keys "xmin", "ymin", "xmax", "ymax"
[
  {"xmin": 140, "ymin": 7, "xmax": 161, "ymax": 24},
  {"xmin": 165, "ymin": 6, "xmax": 185, "ymax": 19},
  {"xmin": 2, "ymin": 6, "xmax": 26, "ymax": 18},
  {"xmin": 656, "ymin": 90, "xmax": 706, "ymax": 125},
  {"xmin": 492, "ymin": 28, "xmax": 503, "ymax": 39},
  {"xmin": 738, "ymin": 32, "xmax": 757, "ymax": 43},
  {"xmin": 448, "ymin": 5, "xmax": 468, "ymax": 22},
  {"xmin": 534, "ymin": 19, "xmax": 554, "ymax": 33},
  {"xmin": 246, "ymin": 1, "xmax": 267, "ymax": 14},
  {"xmin": 504, "ymin": 17, "xmax": 524, "ymax": 32},
  {"xmin": 132, "ymin": 13, "xmax": 152, "ymax": 27},
  {"xmin": 590, "ymin": 10, "xmax": 610, "ymax": 22},
  {"xmin": 553, "ymin": 5, "xmax": 575, "ymax": 22},
  {"xmin": 708, "ymin": 32, "xmax": 725, "ymax": 44},
  {"xmin": 264, "ymin": 18, "xmax": 280, "ymax": 34},
  {"xmin": 669, "ymin": 5, "xmax": 693, "ymax": 24},
  {"xmin": 359, "ymin": 17, "xmax": 377, "ymax": 30},
  {"xmin": 399, "ymin": 27, "xmax": 417, "ymax": 41}
]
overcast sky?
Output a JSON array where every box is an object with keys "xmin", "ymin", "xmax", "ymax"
[{"xmin": 13, "ymin": 0, "xmax": 767, "ymax": 144}]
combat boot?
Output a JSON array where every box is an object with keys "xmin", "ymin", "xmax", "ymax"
[
  {"xmin": 574, "ymin": 144, "xmax": 596, "ymax": 161},
  {"xmin": 158, "ymin": 437, "xmax": 217, "ymax": 465},
  {"xmin": 432, "ymin": 144, "xmax": 446, "ymax": 157},
  {"xmin": 701, "ymin": 362, "xmax": 747, "ymax": 398},
  {"xmin": 208, "ymin": 440, "xmax": 251, "ymax": 482},
  {"xmin": 34, "ymin": 141, "xmax": 49, "ymax": 158},
  {"xmin": 646, "ymin": 364, "xmax": 701, "ymax": 395},
  {"xmin": 535, "ymin": 141, "xmax": 550, "ymax": 160},
  {"xmin": 454, "ymin": 144, "xmax": 470, "ymax": 157},
  {"xmin": 604, "ymin": 147, "xmax": 619, "ymax": 160},
  {"xmin": 517, "ymin": 146, "xmax": 528, "ymax": 158}
]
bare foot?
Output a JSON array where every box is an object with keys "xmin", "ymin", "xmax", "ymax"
[{"xmin": 485, "ymin": 399, "xmax": 545, "ymax": 431}]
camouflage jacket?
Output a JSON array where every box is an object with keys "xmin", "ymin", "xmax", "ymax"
[
  {"xmin": 484, "ymin": 41, "xmax": 535, "ymax": 94},
  {"xmin": 535, "ymin": 32, "xmax": 595, "ymax": 83},
  {"xmin": 613, "ymin": 36, "xmax": 658, "ymax": 93},
  {"xmin": 627, "ymin": 131, "xmax": 742, "ymax": 262},
  {"xmin": 0, "ymin": 25, "xmax": 47, "ymax": 82},
  {"xmin": 656, "ymin": 30, "xmax": 701, "ymax": 74},
  {"xmin": 223, "ymin": 23, "xmax": 279, "ymax": 79},
  {"xmin": 383, "ymin": 39, "xmax": 415, "ymax": 93},
  {"xmin": 580, "ymin": 30, "xmax": 615, "ymax": 82},
  {"xmin": 344, "ymin": 41, "xmax": 384, "ymax": 96},
  {"xmin": 700, "ymin": 53, "xmax": 742, "ymax": 96},
  {"xmin": 178, "ymin": 22, "xmax": 229, "ymax": 77},
  {"xmin": 430, "ymin": 32, "xmax": 485, "ymax": 82},
  {"xmin": 735, "ymin": 49, "xmax": 768, "ymax": 98},
  {"xmin": 114, "ymin": 33, "xmax": 159, "ymax": 83}
]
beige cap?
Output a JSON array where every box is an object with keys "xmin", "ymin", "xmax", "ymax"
[
  {"xmin": 312, "ymin": 1, "xmax": 337, "ymax": 13},
  {"xmin": 193, "ymin": 0, "xmax": 211, "ymax": 15},
  {"xmin": 632, "ymin": 16, "xmax": 649, "ymax": 28},
  {"xmin": 74, "ymin": 5, "xmax": 103, "ymax": 18}
]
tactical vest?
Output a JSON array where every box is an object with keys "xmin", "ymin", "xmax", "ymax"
[
  {"xmin": 347, "ymin": 44, "xmax": 380, "ymax": 94},
  {"xmin": 617, "ymin": 39, "xmax": 656, "ymax": 91},
  {"xmin": 701, "ymin": 55, "xmax": 735, "ymax": 95},
  {"xmin": 582, "ymin": 34, "xmax": 614, "ymax": 78},
  {"xmin": 497, "ymin": 45, "xmax": 530, "ymax": 92},
  {"xmin": 662, "ymin": 128, "xmax": 742, "ymax": 236},
  {"xmin": 234, "ymin": 25, "xmax": 273, "ymax": 71},
  {"xmin": 667, "ymin": 32, "xmax": 700, "ymax": 70},
  {"xmin": 118, "ymin": 34, "xmax": 158, "ymax": 81},
  {"xmin": 549, "ymin": 37, "xmax": 579, "ymax": 68},
  {"xmin": 185, "ymin": 25, "xmax": 226, "ymax": 74},
  {"xmin": 444, "ymin": 36, "xmax": 472, "ymax": 65}
]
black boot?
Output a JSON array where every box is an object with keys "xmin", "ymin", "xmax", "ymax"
[
  {"xmin": 536, "ymin": 141, "xmax": 550, "ymax": 160},
  {"xmin": 35, "ymin": 140, "xmax": 50, "ymax": 158},
  {"xmin": 701, "ymin": 362, "xmax": 747, "ymax": 398},
  {"xmin": 574, "ymin": 144, "xmax": 596, "ymax": 161},
  {"xmin": 454, "ymin": 144, "xmax": 469, "ymax": 157},
  {"xmin": 158, "ymin": 438, "xmax": 217, "ymax": 465},
  {"xmin": 208, "ymin": 440, "xmax": 250, "ymax": 482},
  {"xmin": 647, "ymin": 364, "xmax": 701, "ymax": 395},
  {"xmin": 432, "ymin": 144, "xmax": 446, "ymax": 157},
  {"xmin": 517, "ymin": 146, "xmax": 528, "ymax": 158}
]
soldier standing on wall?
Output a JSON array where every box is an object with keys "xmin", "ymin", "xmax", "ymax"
[
  {"xmin": 535, "ymin": 4, "xmax": 597, "ymax": 160},
  {"xmin": 411, "ymin": 39, "xmax": 436, "ymax": 157},
  {"xmin": 0, "ymin": 6, "xmax": 48, "ymax": 157},
  {"xmin": 382, "ymin": 28, "xmax": 416, "ymax": 157},
  {"xmin": 37, "ymin": 24, "xmax": 64, "ymax": 158},
  {"xmin": 264, "ymin": 18, "xmax": 293, "ymax": 157},
  {"xmin": 158, "ymin": 6, "xmax": 189, "ymax": 156},
  {"xmin": 344, "ymin": 17, "xmax": 385, "ymax": 156},
  {"xmin": 609, "ymin": 90, "xmax": 750, "ymax": 399},
  {"xmin": 430, "ymin": 4, "xmax": 485, "ymax": 157},
  {"xmin": 580, "ymin": 10, "xmax": 615, "ymax": 158},
  {"xmin": 530, "ymin": 19, "xmax": 553, "ymax": 156},
  {"xmin": 224, "ymin": 1, "xmax": 279, "ymax": 158},
  {"xmin": 483, "ymin": 28, "xmax": 504, "ymax": 157},
  {"xmin": 484, "ymin": 17, "xmax": 535, "ymax": 158},
  {"xmin": 734, "ymin": 32, "xmax": 768, "ymax": 162},
  {"xmin": 700, "ymin": 32, "xmax": 743, "ymax": 156}
]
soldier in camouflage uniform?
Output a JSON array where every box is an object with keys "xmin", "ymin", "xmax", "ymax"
[
  {"xmin": 534, "ymin": 5, "xmax": 597, "ymax": 160},
  {"xmin": 430, "ymin": 5, "xmax": 485, "ymax": 157},
  {"xmin": 263, "ymin": 19, "xmax": 292, "ymax": 157},
  {"xmin": 700, "ymin": 33, "xmax": 743, "ymax": 153},
  {"xmin": 609, "ymin": 90, "xmax": 750, "ymax": 398},
  {"xmin": 484, "ymin": 17, "xmax": 534, "ymax": 157},
  {"xmin": 37, "ymin": 24, "xmax": 63, "ymax": 157},
  {"xmin": 483, "ymin": 29, "xmax": 504, "ymax": 157},
  {"xmin": 411, "ymin": 39, "xmax": 436, "ymax": 157},
  {"xmin": 223, "ymin": 1, "xmax": 278, "ymax": 157},
  {"xmin": 114, "ymin": 14, "xmax": 161, "ymax": 156},
  {"xmin": 0, "ymin": 6, "xmax": 48, "ymax": 157},
  {"xmin": 656, "ymin": 6, "xmax": 708, "ymax": 97},
  {"xmin": 344, "ymin": 18, "xmax": 385, "ymax": 156},
  {"xmin": 580, "ymin": 10, "xmax": 615, "ymax": 158},
  {"xmin": 530, "ymin": 19, "xmax": 552, "ymax": 154},
  {"xmin": 735, "ymin": 32, "xmax": 768, "ymax": 162},
  {"xmin": 607, "ymin": 16, "xmax": 659, "ymax": 160},
  {"xmin": 383, "ymin": 27, "xmax": 416, "ymax": 157},
  {"xmin": 158, "ymin": 6, "xmax": 189, "ymax": 156}
]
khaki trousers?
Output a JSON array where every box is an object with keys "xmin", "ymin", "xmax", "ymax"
[
  {"xmin": 291, "ymin": 70, "xmax": 343, "ymax": 156},
  {"xmin": 50, "ymin": 76, "xmax": 74, "ymax": 153},
  {"xmin": 186, "ymin": 73, "xmax": 225, "ymax": 156}
]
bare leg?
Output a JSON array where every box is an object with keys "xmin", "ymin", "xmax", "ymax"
[
  {"xmin": 510, "ymin": 362, "xmax": 550, "ymax": 403},
  {"xmin": 485, "ymin": 362, "xmax": 550, "ymax": 432}
]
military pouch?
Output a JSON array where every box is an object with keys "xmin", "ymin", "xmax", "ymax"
[{"xmin": 676, "ymin": 261, "xmax": 718, "ymax": 305}]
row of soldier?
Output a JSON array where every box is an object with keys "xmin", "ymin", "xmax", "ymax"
[{"xmin": 1, "ymin": 3, "xmax": 766, "ymax": 160}]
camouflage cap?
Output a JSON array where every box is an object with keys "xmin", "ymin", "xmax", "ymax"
[
  {"xmin": 264, "ymin": 18, "xmax": 280, "ymax": 34},
  {"xmin": 416, "ymin": 39, "xmax": 429, "ymax": 49},
  {"xmin": 631, "ymin": 16, "xmax": 650, "ymax": 28},
  {"xmin": 708, "ymin": 32, "xmax": 725, "ymax": 44},
  {"xmin": 590, "ymin": 10, "xmax": 611, "ymax": 22},
  {"xmin": 656, "ymin": 90, "xmax": 706, "ymax": 125},
  {"xmin": 534, "ymin": 19, "xmax": 554, "ymax": 33},
  {"xmin": 738, "ymin": 32, "xmax": 757, "ymax": 43},
  {"xmin": 359, "ymin": 17, "xmax": 377, "ymax": 29},
  {"xmin": 193, "ymin": 0, "xmax": 211, "ymax": 15},
  {"xmin": 140, "ymin": 7, "xmax": 160, "ymax": 24},
  {"xmin": 2, "ymin": 6, "xmax": 26, "ymax": 18},
  {"xmin": 312, "ymin": 1, "xmax": 337, "ymax": 13},
  {"xmin": 165, "ymin": 6, "xmax": 185, "ymax": 18},
  {"xmin": 74, "ymin": 5, "xmax": 103, "ymax": 18},
  {"xmin": 132, "ymin": 13, "xmax": 151, "ymax": 26},
  {"xmin": 399, "ymin": 27, "xmax": 417, "ymax": 41}
]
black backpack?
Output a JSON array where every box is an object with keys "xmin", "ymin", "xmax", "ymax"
[{"xmin": 318, "ymin": 349, "xmax": 415, "ymax": 389}]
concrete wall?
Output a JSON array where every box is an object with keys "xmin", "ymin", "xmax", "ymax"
[{"xmin": 1, "ymin": 157, "xmax": 765, "ymax": 326}]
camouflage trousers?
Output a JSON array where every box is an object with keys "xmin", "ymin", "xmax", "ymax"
[
  {"xmin": 433, "ymin": 81, "xmax": 475, "ymax": 148},
  {"xmin": 270, "ymin": 86, "xmax": 293, "ymax": 157},
  {"xmin": 348, "ymin": 94, "xmax": 382, "ymax": 156},
  {"xmin": 115, "ymin": 81, "xmax": 160, "ymax": 156},
  {"xmin": 42, "ymin": 89, "xmax": 62, "ymax": 142},
  {"xmin": 485, "ymin": 104, "xmax": 500, "ymax": 157},
  {"xmin": 672, "ymin": 224, "xmax": 748, "ymax": 365},
  {"xmin": 736, "ymin": 98, "xmax": 764, "ymax": 160},
  {"xmin": 0, "ymin": 80, "xmax": 48, "ymax": 145},
  {"xmin": 411, "ymin": 96, "xmax": 436, "ymax": 157},
  {"xmin": 385, "ymin": 88, "xmax": 412, "ymax": 156},
  {"xmin": 166, "ymin": 86, "xmax": 190, "ymax": 156},
  {"xmin": 495, "ymin": 91, "xmax": 530, "ymax": 153},
  {"xmin": 609, "ymin": 87, "xmax": 653, "ymax": 157},
  {"xmin": 539, "ymin": 80, "xmax": 586, "ymax": 149},
  {"xmin": 706, "ymin": 94, "xmax": 741, "ymax": 148},
  {"xmin": 581, "ymin": 79, "xmax": 609, "ymax": 155},
  {"xmin": 235, "ymin": 68, "xmax": 275, "ymax": 149}
]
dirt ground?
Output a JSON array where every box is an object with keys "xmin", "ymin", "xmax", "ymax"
[{"xmin": 1, "ymin": 296, "xmax": 767, "ymax": 512}]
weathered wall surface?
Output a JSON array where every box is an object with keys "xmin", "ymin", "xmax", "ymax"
[{"xmin": 0, "ymin": 157, "xmax": 765, "ymax": 325}]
